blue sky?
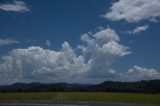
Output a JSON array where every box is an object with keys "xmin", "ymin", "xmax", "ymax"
[{"xmin": 0, "ymin": 0, "xmax": 160, "ymax": 84}]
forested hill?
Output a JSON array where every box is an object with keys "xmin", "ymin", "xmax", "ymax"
[{"xmin": 0, "ymin": 80, "xmax": 160, "ymax": 93}]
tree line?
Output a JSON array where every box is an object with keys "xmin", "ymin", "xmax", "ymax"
[{"xmin": 0, "ymin": 80, "xmax": 160, "ymax": 93}]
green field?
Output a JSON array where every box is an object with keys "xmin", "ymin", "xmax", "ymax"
[{"xmin": 0, "ymin": 92, "xmax": 160, "ymax": 105}]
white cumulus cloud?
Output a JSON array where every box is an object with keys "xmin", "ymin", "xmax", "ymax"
[
  {"xmin": 2, "ymin": 28, "xmax": 159, "ymax": 84},
  {"xmin": 0, "ymin": 1, "xmax": 29, "ymax": 12},
  {"xmin": 0, "ymin": 28, "xmax": 132, "ymax": 84},
  {"xmin": 0, "ymin": 42, "xmax": 87, "ymax": 84},
  {"xmin": 78, "ymin": 28, "xmax": 131, "ymax": 78},
  {"xmin": 104, "ymin": 0, "xmax": 160, "ymax": 22},
  {"xmin": 126, "ymin": 65, "xmax": 160, "ymax": 81}
]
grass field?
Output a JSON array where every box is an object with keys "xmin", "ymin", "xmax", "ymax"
[{"xmin": 0, "ymin": 92, "xmax": 160, "ymax": 105}]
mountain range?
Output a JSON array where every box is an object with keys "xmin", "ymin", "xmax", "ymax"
[{"xmin": 0, "ymin": 80, "xmax": 160, "ymax": 93}]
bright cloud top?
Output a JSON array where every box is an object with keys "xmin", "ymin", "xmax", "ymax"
[
  {"xmin": 104, "ymin": 0, "xmax": 160, "ymax": 22},
  {"xmin": 0, "ymin": 28, "xmax": 131, "ymax": 84},
  {"xmin": 128, "ymin": 25, "xmax": 149, "ymax": 34},
  {"xmin": 0, "ymin": 1, "xmax": 29, "ymax": 12}
]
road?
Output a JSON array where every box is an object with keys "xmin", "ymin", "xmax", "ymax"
[{"xmin": 0, "ymin": 101, "xmax": 159, "ymax": 106}]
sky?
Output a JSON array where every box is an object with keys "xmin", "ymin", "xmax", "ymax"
[{"xmin": 0, "ymin": 0, "xmax": 160, "ymax": 85}]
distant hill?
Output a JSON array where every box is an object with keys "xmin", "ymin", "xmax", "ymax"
[{"xmin": 0, "ymin": 80, "xmax": 160, "ymax": 93}]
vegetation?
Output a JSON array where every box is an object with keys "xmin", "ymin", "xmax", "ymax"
[
  {"xmin": 0, "ymin": 92, "xmax": 160, "ymax": 105},
  {"xmin": 0, "ymin": 80, "xmax": 160, "ymax": 93},
  {"xmin": 0, "ymin": 80, "xmax": 160, "ymax": 105}
]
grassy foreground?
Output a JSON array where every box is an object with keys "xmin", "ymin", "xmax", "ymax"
[{"xmin": 0, "ymin": 92, "xmax": 160, "ymax": 105}]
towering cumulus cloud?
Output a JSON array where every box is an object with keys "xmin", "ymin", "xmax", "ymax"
[
  {"xmin": 0, "ymin": 28, "xmax": 131, "ymax": 84},
  {"xmin": 79, "ymin": 28, "xmax": 130, "ymax": 78}
]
